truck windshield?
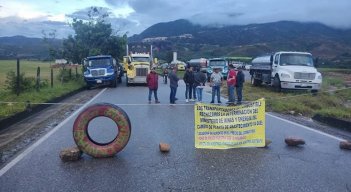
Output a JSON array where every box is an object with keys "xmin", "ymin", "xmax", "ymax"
[
  {"xmin": 132, "ymin": 57, "xmax": 150, "ymax": 62},
  {"xmin": 280, "ymin": 54, "xmax": 313, "ymax": 66},
  {"xmin": 209, "ymin": 60, "xmax": 226, "ymax": 66},
  {"xmin": 88, "ymin": 58, "xmax": 112, "ymax": 67}
]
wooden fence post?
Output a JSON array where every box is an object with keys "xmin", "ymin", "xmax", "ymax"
[
  {"xmin": 16, "ymin": 58, "xmax": 20, "ymax": 96},
  {"xmin": 36, "ymin": 66, "xmax": 40, "ymax": 91}
]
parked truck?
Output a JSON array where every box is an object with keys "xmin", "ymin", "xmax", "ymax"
[
  {"xmin": 206, "ymin": 58, "xmax": 228, "ymax": 82},
  {"xmin": 249, "ymin": 51, "xmax": 322, "ymax": 92},
  {"xmin": 123, "ymin": 52, "xmax": 151, "ymax": 86},
  {"xmin": 83, "ymin": 55, "xmax": 122, "ymax": 89},
  {"xmin": 188, "ymin": 58, "xmax": 208, "ymax": 72}
]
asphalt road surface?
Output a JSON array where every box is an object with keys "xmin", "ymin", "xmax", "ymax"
[{"xmin": 1, "ymin": 77, "xmax": 351, "ymax": 192}]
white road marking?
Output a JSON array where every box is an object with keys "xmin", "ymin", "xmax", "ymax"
[
  {"xmin": 0, "ymin": 88, "xmax": 107, "ymax": 177},
  {"xmin": 266, "ymin": 113, "xmax": 345, "ymax": 142}
]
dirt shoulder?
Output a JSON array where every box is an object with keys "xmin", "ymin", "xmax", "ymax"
[{"xmin": 0, "ymin": 88, "xmax": 101, "ymax": 167}]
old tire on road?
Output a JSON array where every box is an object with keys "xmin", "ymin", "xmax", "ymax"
[{"xmin": 73, "ymin": 103, "xmax": 131, "ymax": 158}]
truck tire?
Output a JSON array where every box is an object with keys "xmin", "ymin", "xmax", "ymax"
[
  {"xmin": 111, "ymin": 77, "xmax": 117, "ymax": 88},
  {"xmin": 73, "ymin": 103, "xmax": 131, "ymax": 158},
  {"xmin": 125, "ymin": 76, "xmax": 129, "ymax": 87},
  {"xmin": 273, "ymin": 76, "xmax": 281, "ymax": 92},
  {"xmin": 251, "ymin": 75, "xmax": 262, "ymax": 86}
]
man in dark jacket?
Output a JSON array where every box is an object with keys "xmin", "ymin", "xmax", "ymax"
[
  {"xmin": 236, "ymin": 68, "xmax": 245, "ymax": 105},
  {"xmin": 194, "ymin": 68, "xmax": 207, "ymax": 102},
  {"xmin": 168, "ymin": 67, "xmax": 179, "ymax": 104},
  {"xmin": 146, "ymin": 67, "xmax": 160, "ymax": 104},
  {"xmin": 183, "ymin": 66, "xmax": 195, "ymax": 102}
]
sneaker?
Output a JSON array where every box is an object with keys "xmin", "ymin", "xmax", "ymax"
[
  {"xmin": 218, "ymin": 101, "xmax": 222, "ymax": 103},
  {"xmin": 186, "ymin": 99, "xmax": 189, "ymax": 103},
  {"xmin": 210, "ymin": 101, "xmax": 214, "ymax": 103},
  {"xmin": 155, "ymin": 100, "xmax": 160, "ymax": 104},
  {"xmin": 190, "ymin": 99, "xmax": 195, "ymax": 102}
]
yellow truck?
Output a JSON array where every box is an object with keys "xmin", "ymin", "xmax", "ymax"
[{"xmin": 123, "ymin": 52, "xmax": 151, "ymax": 86}]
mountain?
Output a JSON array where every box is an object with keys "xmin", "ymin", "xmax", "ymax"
[
  {"xmin": 0, "ymin": 36, "xmax": 62, "ymax": 59},
  {"xmin": 130, "ymin": 20, "xmax": 351, "ymax": 67}
]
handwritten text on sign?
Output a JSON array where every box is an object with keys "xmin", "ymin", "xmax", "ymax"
[{"xmin": 194, "ymin": 98, "xmax": 265, "ymax": 149}]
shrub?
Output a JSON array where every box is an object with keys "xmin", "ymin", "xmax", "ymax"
[{"xmin": 5, "ymin": 71, "xmax": 36, "ymax": 93}]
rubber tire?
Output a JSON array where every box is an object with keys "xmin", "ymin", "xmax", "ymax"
[
  {"xmin": 125, "ymin": 76, "xmax": 129, "ymax": 87},
  {"xmin": 251, "ymin": 75, "xmax": 262, "ymax": 86},
  {"xmin": 273, "ymin": 76, "xmax": 281, "ymax": 92},
  {"xmin": 73, "ymin": 103, "xmax": 131, "ymax": 158},
  {"xmin": 111, "ymin": 77, "xmax": 117, "ymax": 88}
]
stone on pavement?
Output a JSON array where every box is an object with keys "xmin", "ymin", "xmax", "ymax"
[
  {"xmin": 339, "ymin": 141, "xmax": 351, "ymax": 150},
  {"xmin": 265, "ymin": 139, "xmax": 272, "ymax": 147},
  {"xmin": 159, "ymin": 143, "xmax": 170, "ymax": 152},
  {"xmin": 60, "ymin": 146, "xmax": 82, "ymax": 162},
  {"xmin": 285, "ymin": 137, "xmax": 305, "ymax": 146}
]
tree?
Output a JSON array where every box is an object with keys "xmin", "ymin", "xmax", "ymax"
[{"xmin": 63, "ymin": 7, "xmax": 126, "ymax": 63}]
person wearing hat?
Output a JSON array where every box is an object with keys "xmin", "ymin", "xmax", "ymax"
[
  {"xmin": 210, "ymin": 67, "xmax": 223, "ymax": 104},
  {"xmin": 146, "ymin": 67, "xmax": 160, "ymax": 104}
]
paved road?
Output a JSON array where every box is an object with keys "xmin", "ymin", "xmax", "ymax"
[{"xmin": 1, "ymin": 77, "xmax": 351, "ymax": 192}]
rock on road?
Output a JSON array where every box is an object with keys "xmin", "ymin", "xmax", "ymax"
[{"xmin": 0, "ymin": 77, "xmax": 351, "ymax": 192}]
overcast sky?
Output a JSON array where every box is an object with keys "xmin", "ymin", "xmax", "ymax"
[{"xmin": 0, "ymin": 0, "xmax": 351, "ymax": 38}]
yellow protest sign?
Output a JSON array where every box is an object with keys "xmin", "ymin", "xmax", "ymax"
[{"xmin": 194, "ymin": 98, "xmax": 265, "ymax": 149}]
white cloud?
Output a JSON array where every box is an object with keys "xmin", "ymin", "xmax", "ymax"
[{"xmin": 1, "ymin": 0, "xmax": 351, "ymax": 38}]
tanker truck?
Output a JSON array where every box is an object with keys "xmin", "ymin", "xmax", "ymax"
[{"xmin": 249, "ymin": 51, "xmax": 322, "ymax": 92}]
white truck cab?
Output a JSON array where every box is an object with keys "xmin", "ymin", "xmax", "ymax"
[{"xmin": 250, "ymin": 51, "xmax": 322, "ymax": 92}]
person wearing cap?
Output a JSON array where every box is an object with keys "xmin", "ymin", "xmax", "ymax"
[
  {"xmin": 146, "ymin": 67, "xmax": 160, "ymax": 104},
  {"xmin": 210, "ymin": 67, "xmax": 223, "ymax": 104},
  {"xmin": 227, "ymin": 64, "xmax": 237, "ymax": 105}
]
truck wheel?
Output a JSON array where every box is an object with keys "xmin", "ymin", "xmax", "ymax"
[
  {"xmin": 125, "ymin": 76, "xmax": 129, "ymax": 87},
  {"xmin": 111, "ymin": 78, "xmax": 117, "ymax": 88},
  {"xmin": 251, "ymin": 76, "xmax": 261, "ymax": 86},
  {"xmin": 86, "ymin": 84, "xmax": 91, "ymax": 90},
  {"xmin": 73, "ymin": 103, "xmax": 131, "ymax": 158},
  {"xmin": 251, "ymin": 76, "xmax": 256, "ymax": 86},
  {"xmin": 273, "ymin": 76, "xmax": 281, "ymax": 92}
]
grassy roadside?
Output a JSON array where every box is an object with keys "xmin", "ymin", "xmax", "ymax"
[
  {"xmin": 0, "ymin": 60, "xmax": 85, "ymax": 119},
  {"xmin": 0, "ymin": 79, "xmax": 85, "ymax": 119},
  {"xmin": 0, "ymin": 80, "xmax": 85, "ymax": 119},
  {"xmin": 222, "ymin": 69, "xmax": 351, "ymax": 121}
]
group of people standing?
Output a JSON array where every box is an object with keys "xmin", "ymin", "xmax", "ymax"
[{"xmin": 146, "ymin": 64, "xmax": 244, "ymax": 105}]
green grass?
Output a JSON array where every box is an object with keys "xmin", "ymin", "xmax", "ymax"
[
  {"xmin": 318, "ymin": 68, "xmax": 351, "ymax": 74},
  {"xmin": 0, "ymin": 60, "xmax": 76, "ymax": 89},
  {"xmin": 0, "ymin": 59, "xmax": 85, "ymax": 118},
  {"xmin": 0, "ymin": 80, "xmax": 85, "ymax": 118},
  {"xmin": 222, "ymin": 74, "xmax": 351, "ymax": 121}
]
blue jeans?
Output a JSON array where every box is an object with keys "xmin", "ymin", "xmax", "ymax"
[
  {"xmin": 170, "ymin": 87, "xmax": 177, "ymax": 103},
  {"xmin": 211, "ymin": 86, "xmax": 221, "ymax": 103},
  {"xmin": 185, "ymin": 84, "xmax": 193, "ymax": 99},
  {"xmin": 193, "ymin": 86, "xmax": 197, "ymax": 99},
  {"xmin": 227, "ymin": 85, "xmax": 235, "ymax": 103},
  {"xmin": 196, "ymin": 87, "xmax": 203, "ymax": 101},
  {"xmin": 148, "ymin": 89, "xmax": 158, "ymax": 101},
  {"xmin": 236, "ymin": 86, "xmax": 243, "ymax": 103}
]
